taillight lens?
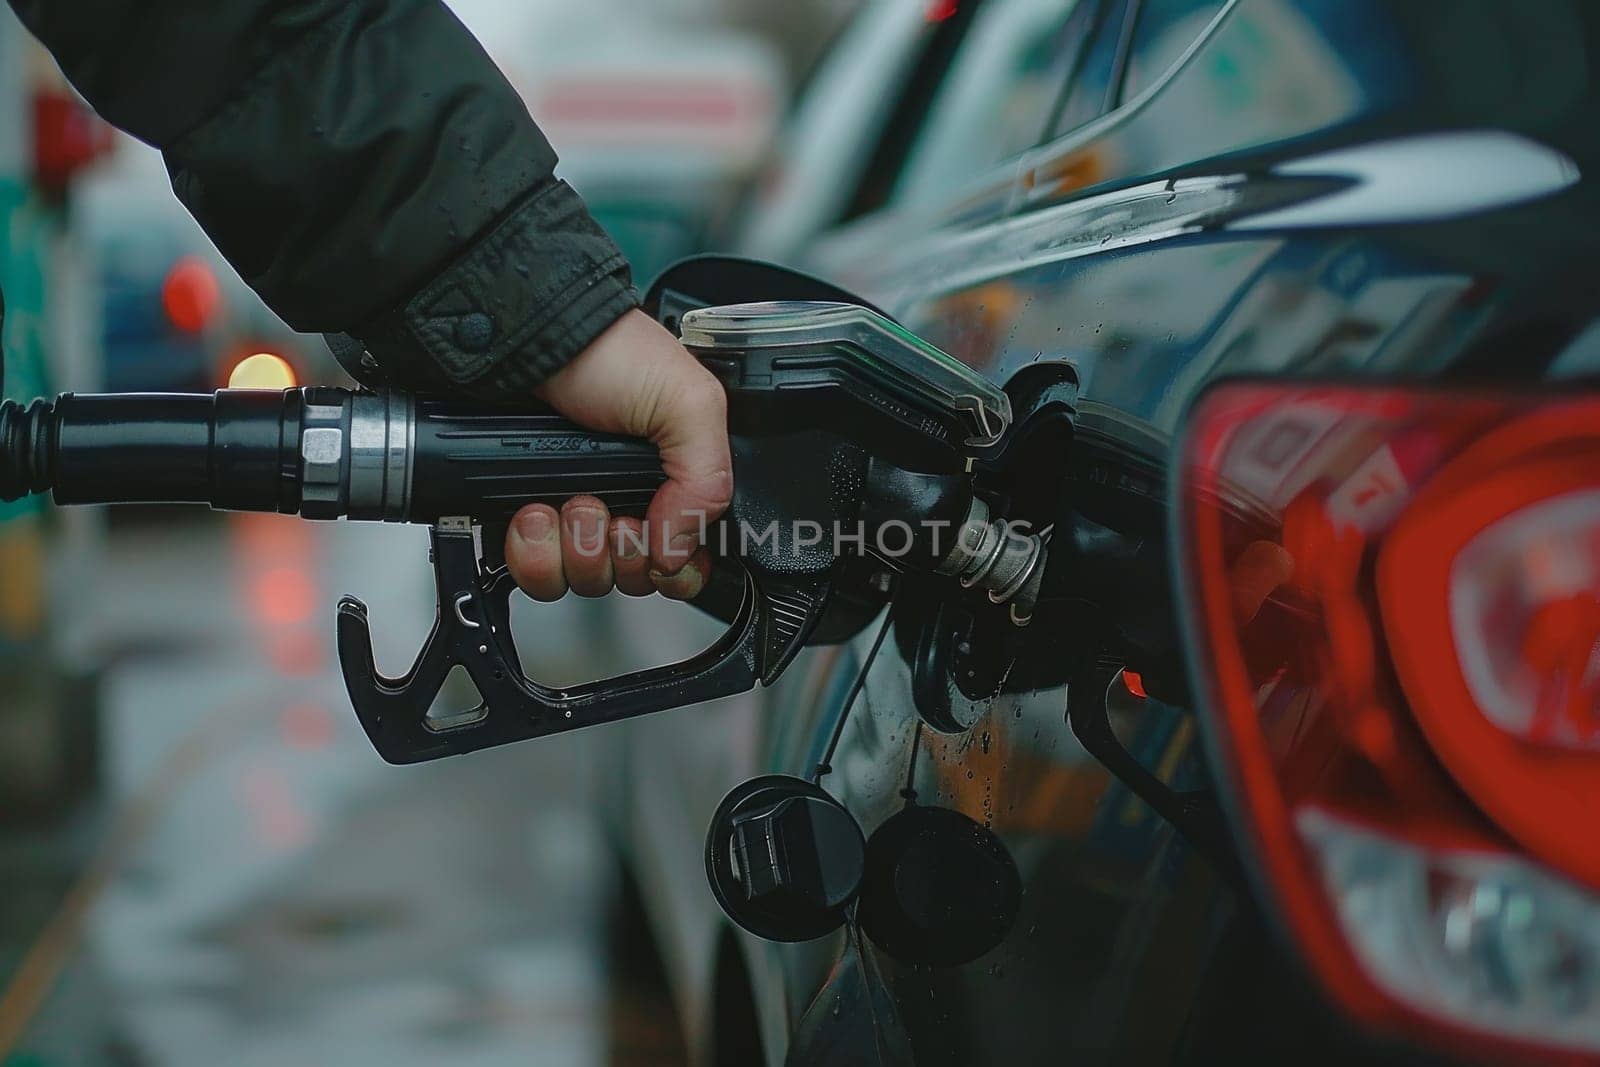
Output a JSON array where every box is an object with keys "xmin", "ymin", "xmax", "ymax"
[
  {"xmin": 1176, "ymin": 382, "xmax": 1600, "ymax": 1059},
  {"xmin": 1439, "ymin": 491, "xmax": 1600, "ymax": 749}
]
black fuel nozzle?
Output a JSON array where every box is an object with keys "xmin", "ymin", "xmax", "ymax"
[{"xmin": 0, "ymin": 296, "xmax": 1050, "ymax": 764}]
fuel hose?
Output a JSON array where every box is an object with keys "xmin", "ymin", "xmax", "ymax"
[{"xmin": 0, "ymin": 387, "xmax": 666, "ymax": 523}]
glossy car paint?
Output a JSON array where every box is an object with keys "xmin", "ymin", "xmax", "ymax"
[{"xmin": 611, "ymin": 1, "xmax": 1600, "ymax": 1063}]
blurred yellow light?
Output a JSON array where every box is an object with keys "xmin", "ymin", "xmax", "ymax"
[{"xmin": 229, "ymin": 352, "xmax": 297, "ymax": 390}]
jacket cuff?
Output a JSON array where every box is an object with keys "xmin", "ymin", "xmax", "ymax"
[{"xmin": 356, "ymin": 179, "xmax": 639, "ymax": 396}]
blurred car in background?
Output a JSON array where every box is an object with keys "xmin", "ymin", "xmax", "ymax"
[
  {"xmin": 77, "ymin": 139, "xmax": 323, "ymax": 394},
  {"xmin": 604, "ymin": 1, "xmax": 1600, "ymax": 1065},
  {"xmin": 525, "ymin": 24, "xmax": 783, "ymax": 283},
  {"xmin": 730, "ymin": 0, "xmax": 958, "ymax": 264},
  {"xmin": 459, "ymin": 0, "xmax": 785, "ymax": 285}
]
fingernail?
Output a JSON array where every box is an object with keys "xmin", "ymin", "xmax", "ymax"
[
  {"xmin": 613, "ymin": 528, "xmax": 641, "ymax": 560},
  {"xmin": 515, "ymin": 509, "xmax": 556, "ymax": 543},
  {"xmin": 666, "ymin": 531, "xmax": 699, "ymax": 559},
  {"xmin": 649, "ymin": 564, "xmax": 705, "ymax": 600},
  {"xmin": 568, "ymin": 507, "xmax": 606, "ymax": 557}
]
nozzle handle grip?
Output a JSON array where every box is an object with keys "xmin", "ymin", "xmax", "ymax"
[{"xmin": 404, "ymin": 397, "xmax": 664, "ymax": 523}]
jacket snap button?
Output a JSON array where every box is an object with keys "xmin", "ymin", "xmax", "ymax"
[{"xmin": 454, "ymin": 312, "xmax": 494, "ymax": 353}]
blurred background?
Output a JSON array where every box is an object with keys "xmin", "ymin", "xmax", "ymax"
[{"xmin": 0, "ymin": 1, "xmax": 856, "ymax": 1063}]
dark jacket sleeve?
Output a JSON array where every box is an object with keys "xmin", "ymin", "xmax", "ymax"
[{"xmin": 7, "ymin": 0, "xmax": 638, "ymax": 395}]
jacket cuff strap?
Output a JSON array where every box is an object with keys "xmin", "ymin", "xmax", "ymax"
[{"xmin": 355, "ymin": 179, "xmax": 638, "ymax": 396}]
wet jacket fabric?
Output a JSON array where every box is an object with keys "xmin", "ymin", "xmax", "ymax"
[{"xmin": 8, "ymin": 0, "xmax": 637, "ymax": 395}]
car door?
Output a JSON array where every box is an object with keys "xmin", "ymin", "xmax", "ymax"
[{"xmin": 758, "ymin": 0, "xmax": 1600, "ymax": 1063}]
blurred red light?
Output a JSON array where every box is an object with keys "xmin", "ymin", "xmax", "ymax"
[
  {"xmin": 280, "ymin": 702, "xmax": 335, "ymax": 751},
  {"xmin": 162, "ymin": 257, "xmax": 222, "ymax": 334},
  {"xmin": 32, "ymin": 87, "xmax": 115, "ymax": 192},
  {"xmin": 267, "ymin": 631, "xmax": 325, "ymax": 677},
  {"xmin": 251, "ymin": 564, "xmax": 316, "ymax": 626},
  {"xmin": 227, "ymin": 352, "xmax": 297, "ymax": 390}
]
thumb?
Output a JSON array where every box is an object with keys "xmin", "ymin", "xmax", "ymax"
[
  {"xmin": 535, "ymin": 310, "xmax": 733, "ymax": 575},
  {"xmin": 642, "ymin": 362, "xmax": 732, "ymax": 575}
]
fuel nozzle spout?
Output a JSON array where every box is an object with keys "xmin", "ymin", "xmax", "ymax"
[
  {"xmin": 847, "ymin": 458, "xmax": 1046, "ymax": 625},
  {"xmin": 935, "ymin": 496, "xmax": 1049, "ymax": 625}
]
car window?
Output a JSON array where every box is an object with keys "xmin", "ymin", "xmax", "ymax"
[
  {"xmin": 1118, "ymin": 0, "xmax": 1227, "ymax": 104},
  {"xmin": 733, "ymin": 0, "xmax": 981, "ymax": 257},
  {"xmin": 889, "ymin": 0, "xmax": 1101, "ymax": 210},
  {"xmin": 839, "ymin": 0, "xmax": 985, "ymax": 221},
  {"xmin": 1048, "ymin": 0, "xmax": 1132, "ymax": 137}
]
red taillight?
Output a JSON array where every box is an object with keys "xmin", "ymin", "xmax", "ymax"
[
  {"xmin": 162, "ymin": 257, "xmax": 222, "ymax": 334},
  {"xmin": 1176, "ymin": 382, "xmax": 1600, "ymax": 1059}
]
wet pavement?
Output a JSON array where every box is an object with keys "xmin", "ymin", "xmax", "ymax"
[{"xmin": 0, "ymin": 513, "xmax": 685, "ymax": 1067}]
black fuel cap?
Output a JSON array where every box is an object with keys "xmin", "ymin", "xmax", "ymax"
[
  {"xmin": 857, "ymin": 804, "xmax": 1021, "ymax": 967},
  {"xmin": 705, "ymin": 775, "xmax": 866, "ymax": 942}
]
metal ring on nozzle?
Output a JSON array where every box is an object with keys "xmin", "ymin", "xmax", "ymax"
[{"xmin": 935, "ymin": 497, "xmax": 1048, "ymax": 625}]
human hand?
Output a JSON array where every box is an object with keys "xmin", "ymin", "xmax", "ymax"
[{"xmin": 503, "ymin": 309, "xmax": 731, "ymax": 602}]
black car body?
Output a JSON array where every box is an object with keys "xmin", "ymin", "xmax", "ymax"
[{"xmin": 607, "ymin": 1, "xmax": 1600, "ymax": 1063}]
